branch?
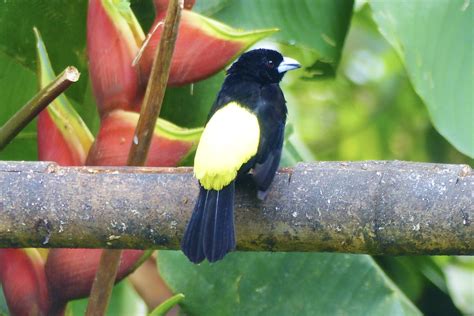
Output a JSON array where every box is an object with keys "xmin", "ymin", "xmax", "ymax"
[
  {"xmin": 0, "ymin": 160, "xmax": 472, "ymax": 255},
  {"xmin": 127, "ymin": 0, "xmax": 183, "ymax": 166},
  {"xmin": 0, "ymin": 67, "xmax": 80, "ymax": 150}
]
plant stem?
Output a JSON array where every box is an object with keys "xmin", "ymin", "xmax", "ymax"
[
  {"xmin": 127, "ymin": 0, "xmax": 183, "ymax": 166},
  {"xmin": 0, "ymin": 66, "xmax": 80, "ymax": 150},
  {"xmin": 85, "ymin": 0, "xmax": 183, "ymax": 315},
  {"xmin": 84, "ymin": 249, "xmax": 122, "ymax": 316}
]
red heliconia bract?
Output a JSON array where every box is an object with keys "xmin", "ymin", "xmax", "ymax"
[
  {"xmin": 86, "ymin": 110, "xmax": 202, "ymax": 166},
  {"xmin": 87, "ymin": 0, "xmax": 145, "ymax": 116},
  {"xmin": 138, "ymin": 8, "xmax": 276, "ymax": 87},
  {"xmin": 0, "ymin": 249, "xmax": 51, "ymax": 316},
  {"xmin": 44, "ymin": 249, "xmax": 146, "ymax": 307},
  {"xmin": 37, "ymin": 111, "xmax": 84, "ymax": 166},
  {"xmin": 35, "ymin": 27, "xmax": 94, "ymax": 166}
]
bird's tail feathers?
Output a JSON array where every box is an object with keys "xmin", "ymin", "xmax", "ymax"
[{"xmin": 181, "ymin": 182, "xmax": 235, "ymax": 263}]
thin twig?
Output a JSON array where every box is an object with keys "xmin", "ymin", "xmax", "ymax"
[
  {"xmin": 84, "ymin": 250, "xmax": 122, "ymax": 316},
  {"xmin": 127, "ymin": 0, "xmax": 183, "ymax": 166},
  {"xmin": 0, "ymin": 67, "xmax": 80, "ymax": 150},
  {"xmin": 85, "ymin": 0, "xmax": 183, "ymax": 315}
]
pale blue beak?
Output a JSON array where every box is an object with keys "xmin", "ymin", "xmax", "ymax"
[{"xmin": 277, "ymin": 57, "xmax": 301, "ymax": 73}]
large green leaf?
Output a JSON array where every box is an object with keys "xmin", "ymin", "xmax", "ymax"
[
  {"xmin": 158, "ymin": 251, "xmax": 420, "ymax": 315},
  {"xmin": 370, "ymin": 0, "xmax": 473, "ymax": 157},
  {"xmin": 0, "ymin": 0, "xmax": 89, "ymax": 101},
  {"xmin": 0, "ymin": 52, "xmax": 38, "ymax": 161},
  {"xmin": 196, "ymin": 0, "xmax": 354, "ymax": 74}
]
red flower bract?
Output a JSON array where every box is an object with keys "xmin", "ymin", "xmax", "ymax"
[
  {"xmin": 87, "ymin": 0, "xmax": 144, "ymax": 116},
  {"xmin": 86, "ymin": 110, "xmax": 202, "ymax": 166},
  {"xmin": 37, "ymin": 111, "xmax": 84, "ymax": 166},
  {"xmin": 138, "ymin": 9, "xmax": 277, "ymax": 87},
  {"xmin": 0, "ymin": 249, "xmax": 50, "ymax": 316}
]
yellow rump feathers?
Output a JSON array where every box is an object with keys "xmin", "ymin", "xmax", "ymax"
[{"xmin": 194, "ymin": 102, "xmax": 260, "ymax": 190}]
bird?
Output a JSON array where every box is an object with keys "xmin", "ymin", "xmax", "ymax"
[{"xmin": 181, "ymin": 49, "xmax": 301, "ymax": 263}]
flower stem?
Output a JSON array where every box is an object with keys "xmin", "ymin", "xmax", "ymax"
[{"xmin": 127, "ymin": 0, "xmax": 183, "ymax": 166}]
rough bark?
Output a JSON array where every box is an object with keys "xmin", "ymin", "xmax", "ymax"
[{"xmin": 0, "ymin": 160, "xmax": 472, "ymax": 255}]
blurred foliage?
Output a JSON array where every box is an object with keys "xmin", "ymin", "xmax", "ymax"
[
  {"xmin": 0, "ymin": 53, "xmax": 37, "ymax": 160},
  {"xmin": 282, "ymin": 3, "xmax": 473, "ymax": 166},
  {"xmin": 0, "ymin": 0, "xmax": 89, "ymax": 102},
  {"xmin": 371, "ymin": 0, "xmax": 473, "ymax": 158}
]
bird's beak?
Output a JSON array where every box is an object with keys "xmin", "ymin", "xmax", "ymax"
[{"xmin": 278, "ymin": 57, "xmax": 301, "ymax": 73}]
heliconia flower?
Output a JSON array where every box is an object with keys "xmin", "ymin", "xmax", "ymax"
[
  {"xmin": 0, "ymin": 249, "xmax": 51, "ymax": 316},
  {"xmin": 86, "ymin": 110, "xmax": 202, "ymax": 166},
  {"xmin": 44, "ymin": 249, "xmax": 149, "ymax": 308},
  {"xmin": 87, "ymin": 0, "xmax": 145, "ymax": 116},
  {"xmin": 137, "ymin": 7, "xmax": 277, "ymax": 86},
  {"xmin": 35, "ymin": 28, "xmax": 94, "ymax": 166}
]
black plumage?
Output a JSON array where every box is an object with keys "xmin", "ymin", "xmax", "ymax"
[{"xmin": 181, "ymin": 49, "xmax": 300, "ymax": 263}]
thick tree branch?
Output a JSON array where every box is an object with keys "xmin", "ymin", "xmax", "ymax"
[{"xmin": 0, "ymin": 160, "xmax": 472, "ymax": 255}]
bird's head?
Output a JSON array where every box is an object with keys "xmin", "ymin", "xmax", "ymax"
[{"xmin": 227, "ymin": 49, "xmax": 301, "ymax": 84}]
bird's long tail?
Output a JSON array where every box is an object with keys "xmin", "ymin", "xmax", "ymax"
[{"xmin": 181, "ymin": 181, "xmax": 236, "ymax": 263}]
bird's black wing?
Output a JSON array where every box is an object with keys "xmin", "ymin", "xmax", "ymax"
[
  {"xmin": 251, "ymin": 84, "xmax": 287, "ymax": 200},
  {"xmin": 252, "ymin": 122, "xmax": 284, "ymax": 200}
]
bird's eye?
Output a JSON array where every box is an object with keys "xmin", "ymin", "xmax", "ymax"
[{"xmin": 266, "ymin": 60, "xmax": 274, "ymax": 69}]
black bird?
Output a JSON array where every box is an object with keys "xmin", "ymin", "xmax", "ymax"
[{"xmin": 181, "ymin": 49, "xmax": 301, "ymax": 263}]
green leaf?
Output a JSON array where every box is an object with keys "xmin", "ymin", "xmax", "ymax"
[
  {"xmin": 370, "ymin": 0, "xmax": 474, "ymax": 157},
  {"xmin": 0, "ymin": 0, "xmax": 89, "ymax": 102},
  {"xmin": 158, "ymin": 251, "xmax": 420, "ymax": 315},
  {"xmin": 436, "ymin": 256, "xmax": 474, "ymax": 315},
  {"xmin": 376, "ymin": 257, "xmax": 427, "ymax": 303},
  {"xmin": 66, "ymin": 280, "xmax": 147, "ymax": 316},
  {"xmin": 0, "ymin": 52, "xmax": 38, "ymax": 161},
  {"xmin": 161, "ymin": 72, "xmax": 225, "ymax": 128},
  {"xmin": 197, "ymin": 0, "xmax": 354, "ymax": 73},
  {"xmin": 281, "ymin": 124, "xmax": 315, "ymax": 167}
]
